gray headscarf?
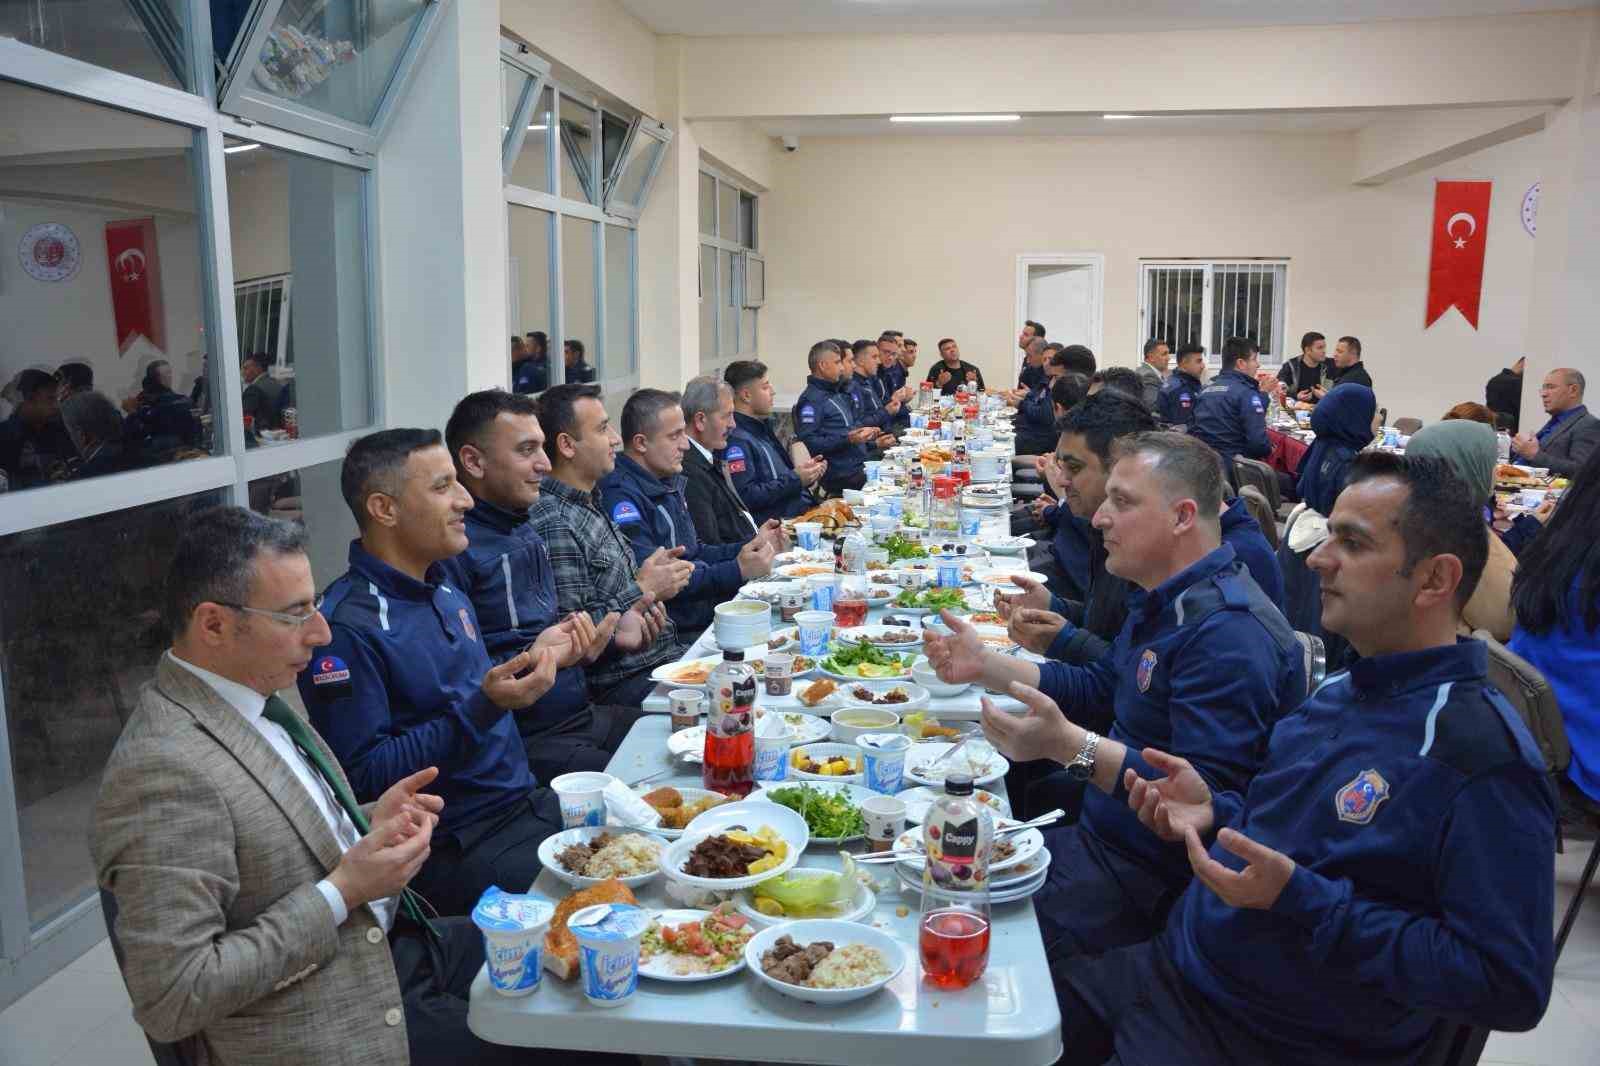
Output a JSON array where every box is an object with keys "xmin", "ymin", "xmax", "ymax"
[{"xmin": 1405, "ymin": 420, "xmax": 1498, "ymax": 510}]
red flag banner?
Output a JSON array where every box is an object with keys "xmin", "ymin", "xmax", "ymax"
[
  {"xmin": 105, "ymin": 218, "xmax": 165, "ymax": 355},
  {"xmin": 1425, "ymin": 180, "xmax": 1492, "ymax": 329}
]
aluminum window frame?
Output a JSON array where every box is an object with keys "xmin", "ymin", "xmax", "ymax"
[
  {"xmin": 1137, "ymin": 258, "xmax": 1290, "ymax": 369},
  {"xmin": 600, "ymin": 115, "xmax": 672, "ymax": 221},
  {"xmin": 698, "ymin": 165, "xmax": 761, "ymax": 372},
  {"xmin": 499, "ymin": 40, "xmax": 550, "ymax": 178}
]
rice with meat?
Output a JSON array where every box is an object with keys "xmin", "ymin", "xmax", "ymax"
[
  {"xmin": 583, "ymin": 833, "xmax": 662, "ymax": 878},
  {"xmin": 805, "ymin": 944, "xmax": 892, "ymax": 989}
]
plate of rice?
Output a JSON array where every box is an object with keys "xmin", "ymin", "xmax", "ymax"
[
  {"xmin": 537, "ymin": 826, "xmax": 666, "ymax": 889},
  {"xmin": 745, "ymin": 919, "xmax": 906, "ymax": 1004}
]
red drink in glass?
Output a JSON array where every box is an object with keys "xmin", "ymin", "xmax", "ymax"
[
  {"xmin": 919, "ymin": 907, "xmax": 991, "ymax": 988},
  {"xmin": 703, "ymin": 727, "xmax": 754, "ymax": 796},
  {"xmin": 833, "ymin": 598, "xmax": 869, "ymax": 628}
]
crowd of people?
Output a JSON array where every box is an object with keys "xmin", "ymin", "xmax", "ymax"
[{"xmin": 81, "ymin": 319, "xmax": 1598, "ymax": 1066}]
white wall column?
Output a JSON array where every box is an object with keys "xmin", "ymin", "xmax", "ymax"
[{"xmin": 638, "ymin": 34, "xmax": 701, "ymax": 390}]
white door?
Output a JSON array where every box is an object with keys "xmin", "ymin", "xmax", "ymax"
[{"xmin": 1016, "ymin": 254, "xmax": 1104, "ymax": 381}]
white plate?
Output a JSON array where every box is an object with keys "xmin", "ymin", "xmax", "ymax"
[
  {"xmin": 891, "ymin": 825, "xmax": 1045, "ymax": 873},
  {"xmin": 744, "ymin": 919, "xmax": 907, "ymax": 1005},
  {"xmin": 834, "ymin": 680, "xmax": 930, "ymax": 715},
  {"xmin": 787, "ymin": 742, "xmax": 864, "ymax": 783},
  {"xmin": 774, "ymin": 548, "xmax": 834, "ymax": 566},
  {"xmin": 971, "ymin": 568, "xmax": 1051, "ymax": 590},
  {"xmin": 667, "ymin": 711, "xmax": 832, "ymax": 762},
  {"xmin": 776, "ymin": 562, "xmax": 839, "ymax": 579},
  {"xmin": 650, "ymin": 655, "xmax": 722, "ymax": 687},
  {"xmin": 637, "ymin": 909, "xmax": 751, "ymax": 982},
  {"xmin": 612, "ymin": 787, "xmax": 731, "ymax": 840},
  {"xmin": 537, "ymin": 826, "xmax": 668, "ymax": 889},
  {"xmin": 975, "ymin": 535, "xmax": 1035, "ymax": 555},
  {"xmin": 899, "ymin": 785, "xmax": 1011, "ymax": 823},
  {"xmin": 836, "ymin": 625, "xmax": 925, "ymax": 651},
  {"xmin": 738, "ymin": 580, "xmax": 803, "ymax": 605},
  {"xmin": 899, "ymin": 855, "xmax": 1050, "ymax": 904},
  {"xmin": 816, "ymin": 652, "xmax": 917, "ymax": 683},
  {"xmin": 753, "ymin": 781, "xmax": 875, "ymax": 844},
  {"xmin": 663, "ymin": 802, "xmax": 808, "ymax": 890},
  {"xmin": 970, "ymin": 623, "xmax": 1020, "ymax": 655},
  {"xmin": 903, "ymin": 743, "xmax": 1010, "ymax": 788},
  {"xmin": 736, "ymin": 868, "xmax": 876, "ymax": 926}
]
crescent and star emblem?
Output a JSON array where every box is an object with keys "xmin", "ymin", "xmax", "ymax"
[
  {"xmin": 114, "ymin": 247, "xmax": 147, "ymax": 282},
  {"xmin": 1446, "ymin": 211, "xmax": 1477, "ymax": 250}
]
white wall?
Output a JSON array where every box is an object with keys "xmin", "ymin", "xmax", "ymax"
[
  {"xmin": 759, "ymin": 129, "xmax": 1543, "ymax": 426},
  {"xmin": 226, "ymin": 156, "xmax": 290, "ymax": 281},
  {"xmin": 501, "ymin": 0, "xmax": 660, "ymax": 116}
]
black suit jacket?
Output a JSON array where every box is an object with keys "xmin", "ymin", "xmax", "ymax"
[{"xmin": 683, "ymin": 443, "xmax": 758, "ymax": 547}]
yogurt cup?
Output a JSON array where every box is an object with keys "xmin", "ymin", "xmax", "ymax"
[
  {"xmin": 551, "ymin": 771, "xmax": 614, "ymax": 828},
  {"xmin": 472, "ymin": 886, "xmax": 556, "ymax": 997},
  {"xmin": 568, "ymin": 903, "xmax": 651, "ymax": 1007},
  {"xmin": 857, "ymin": 732, "xmax": 912, "ymax": 795},
  {"xmin": 795, "ymin": 521, "xmax": 824, "ymax": 550},
  {"xmin": 753, "ymin": 714, "xmax": 791, "ymax": 782},
  {"xmin": 807, "ymin": 573, "xmax": 839, "ymax": 611},
  {"xmin": 795, "ymin": 610, "xmax": 834, "ymax": 657}
]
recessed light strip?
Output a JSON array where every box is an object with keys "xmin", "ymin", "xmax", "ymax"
[
  {"xmin": 1101, "ymin": 114, "xmax": 1148, "ymax": 120},
  {"xmin": 224, "ymin": 142, "xmax": 260, "ymax": 153},
  {"xmin": 889, "ymin": 114, "xmax": 1021, "ymax": 124}
]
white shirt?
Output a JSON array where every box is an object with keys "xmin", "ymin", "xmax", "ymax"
[{"xmin": 167, "ymin": 652, "xmax": 394, "ymax": 931}]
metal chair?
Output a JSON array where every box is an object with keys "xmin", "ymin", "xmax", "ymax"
[
  {"xmin": 1237, "ymin": 486, "xmax": 1280, "ymax": 551},
  {"xmin": 1394, "ymin": 416, "xmax": 1424, "ymax": 435},
  {"xmin": 1233, "ymin": 455, "xmax": 1282, "ymax": 514},
  {"xmin": 1293, "ymin": 631, "xmax": 1327, "ymax": 697},
  {"xmin": 100, "ymin": 888, "xmax": 194, "ymax": 1066}
]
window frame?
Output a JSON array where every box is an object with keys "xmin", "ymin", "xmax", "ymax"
[
  {"xmin": 600, "ymin": 116, "xmax": 672, "ymax": 220},
  {"xmin": 499, "ymin": 41, "xmax": 550, "ymax": 178},
  {"xmin": 1137, "ymin": 258, "xmax": 1290, "ymax": 369},
  {"xmin": 697, "ymin": 164, "xmax": 762, "ymax": 374}
]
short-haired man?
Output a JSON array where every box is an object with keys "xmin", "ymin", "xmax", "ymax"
[
  {"xmin": 55, "ymin": 360, "xmax": 94, "ymax": 401},
  {"xmin": 443, "ymin": 390, "xmax": 660, "ymax": 783},
  {"xmin": 927, "ymin": 337, "xmax": 986, "ymax": 395},
  {"xmin": 1088, "ymin": 366, "xmax": 1145, "ymax": 405},
  {"xmin": 1323, "ymin": 335, "xmax": 1372, "ymax": 393},
  {"xmin": 1510, "ymin": 367, "xmax": 1598, "ymax": 476},
  {"xmin": 1057, "ymin": 454, "xmax": 1554, "ymax": 1066},
  {"xmin": 1156, "ymin": 344, "xmax": 1206, "ymax": 429},
  {"xmin": 1013, "ymin": 343, "xmax": 1068, "ymax": 456},
  {"xmin": 795, "ymin": 340, "xmax": 877, "ymax": 494},
  {"xmin": 680, "ymin": 374, "xmax": 770, "ymax": 546},
  {"xmin": 924, "ymin": 432, "xmax": 1304, "ymax": 960},
  {"xmin": 848, "ymin": 340, "xmax": 901, "ymax": 449},
  {"xmin": 1485, "ymin": 356, "xmax": 1525, "ymax": 433},
  {"xmin": 563, "ymin": 339, "xmax": 596, "ymax": 384},
  {"xmin": 299, "ymin": 429, "xmax": 568, "ymax": 917},
  {"xmin": 600, "ymin": 388, "xmax": 776, "ymax": 639},
  {"xmin": 1056, "ymin": 343, "xmax": 1097, "ymax": 376},
  {"xmin": 725, "ymin": 359, "xmax": 825, "ymax": 522},
  {"xmin": 0, "ymin": 367, "xmax": 73, "ymax": 487},
  {"xmin": 61, "ymin": 390, "xmax": 135, "ymax": 480},
  {"xmin": 1017, "ymin": 320, "xmax": 1048, "ymax": 389},
  {"xmin": 1277, "ymin": 331, "xmax": 1328, "ymax": 405},
  {"xmin": 529, "ymin": 384, "xmax": 695, "ymax": 707},
  {"xmin": 877, "ymin": 331, "xmax": 907, "ymax": 395},
  {"xmin": 94, "ymin": 506, "xmax": 573, "ymax": 1065},
  {"xmin": 240, "ymin": 353, "xmax": 282, "ymax": 430},
  {"xmin": 1191, "ymin": 336, "xmax": 1270, "ymax": 476},
  {"xmin": 1136, "ymin": 339, "xmax": 1170, "ymax": 410}
]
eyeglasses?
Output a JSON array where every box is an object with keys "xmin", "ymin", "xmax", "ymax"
[{"xmin": 217, "ymin": 594, "xmax": 325, "ymax": 628}]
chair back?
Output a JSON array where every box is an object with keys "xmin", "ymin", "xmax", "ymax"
[
  {"xmin": 1232, "ymin": 456, "xmax": 1281, "ymax": 513},
  {"xmin": 1472, "ymin": 631, "xmax": 1571, "ymax": 775},
  {"xmin": 1395, "ymin": 416, "xmax": 1424, "ymax": 435},
  {"xmin": 1293, "ymin": 631, "xmax": 1327, "ymax": 698},
  {"xmin": 100, "ymin": 888, "xmax": 194, "ymax": 1066},
  {"xmin": 1237, "ymin": 486, "xmax": 1279, "ymax": 550}
]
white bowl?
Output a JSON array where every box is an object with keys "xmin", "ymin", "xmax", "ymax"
[
  {"xmin": 735, "ymin": 868, "xmax": 876, "ymax": 926},
  {"xmin": 744, "ymin": 919, "xmax": 907, "ymax": 1005},
  {"xmin": 537, "ymin": 826, "xmax": 669, "ymax": 890},
  {"xmin": 751, "ymin": 781, "xmax": 877, "ymax": 844},
  {"xmin": 683, "ymin": 798, "xmax": 811, "ymax": 854},
  {"xmin": 835, "ymin": 679, "xmax": 930, "ymax": 714},
  {"xmin": 714, "ymin": 599, "xmax": 772, "ymax": 650},
  {"xmin": 911, "ymin": 655, "xmax": 972, "ymax": 697},
  {"xmin": 788, "ymin": 742, "xmax": 864, "ymax": 783},
  {"xmin": 829, "ymin": 704, "xmax": 904, "ymax": 743}
]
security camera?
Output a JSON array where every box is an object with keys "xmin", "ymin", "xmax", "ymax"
[{"xmin": 781, "ymin": 135, "xmax": 800, "ymax": 153}]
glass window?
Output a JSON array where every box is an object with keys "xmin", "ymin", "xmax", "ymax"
[
  {"xmin": 506, "ymin": 205, "xmax": 554, "ymax": 395},
  {"xmin": 745, "ymin": 255, "xmax": 766, "ymax": 306},
  {"xmin": 501, "ymin": 65, "xmax": 524, "ymax": 143},
  {"xmin": 561, "ymin": 216, "xmax": 598, "ymax": 385},
  {"xmin": 739, "ymin": 193, "xmax": 757, "ymax": 249},
  {"xmin": 0, "ymin": 81, "xmax": 219, "ymax": 495},
  {"xmin": 605, "ymin": 225, "xmax": 634, "ymax": 378},
  {"xmin": 699, "ymin": 244, "xmax": 718, "ymax": 365},
  {"xmin": 718, "ymin": 182, "xmax": 739, "ymax": 244},
  {"xmin": 0, "ymin": 0, "xmax": 189, "ymax": 90},
  {"xmin": 558, "ymin": 97, "xmax": 598, "ymax": 204},
  {"xmin": 601, "ymin": 113, "xmax": 630, "ymax": 184},
  {"xmin": 1, "ymin": 487, "xmax": 227, "ymax": 928},
  {"xmin": 510, "ymin": 86, "xmax": 553, "ymax": 194},
  {"xmin": 609, "ymin": 129, "xmax": 666, "ymax": 216},
  {"xmin": 742, "ymin": 309, "xmax": 757, "ymax": 355},
  {"xmin": 248, "ymin": 459, "xmax": 356, "ymax": 588},
  {"xmin": 698, "ymin": 173, "xmax": 717, "ymax": 235},
  {"xmin": 225, "ymin": 136, "xmax": 373, "ymax": 443},
  {"xmin": 720, "ymin": 249, "xmax": 738, "ymax": 357}
]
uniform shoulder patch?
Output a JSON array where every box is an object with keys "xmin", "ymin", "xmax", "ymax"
[
  {"xmin": 799, "ymin": 404, "xmax": 817, "ymax": 423},
  {"xmin": 725, "ymin": 444, "xmax": 745, "ymax": 461},
  {"xmin": 1334, "ymin": 768, "xmax": 1390, "ymax": 825},
  {"xmin": 457, "ymin": 607, "xmax": 477, "ymax": 642},
  {"xmin": 311, "ymin": 655, "xmax": 351, "ymax": 686},
  {"xmin": 611, "ymin": 500, "xmax": 642, "ymax": 524},
  {"xmin": 1250, "ymin": 395, "xmax": 1265, "ymax": 411}
]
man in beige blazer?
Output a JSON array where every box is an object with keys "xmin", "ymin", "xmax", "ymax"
[{"xmin": 92, "ymin": 506, "xmax": 592, "ymax": 1065}]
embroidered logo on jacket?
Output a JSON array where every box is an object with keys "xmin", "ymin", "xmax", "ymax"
[
  {"xmin": 725, "ymin": 444, "xmax": 747, "ymax": 474},
  {"xmin": 1334, "ymin": 769, "xmax": 1391, "ymax": 825},
  {"xmin": 1135, "ymin": 648, "xmax": 1158, "ymax": 693},
  {"xmin": 312, "ymin": 656, "xmax": 351, "ymax": 685},
  {"xmin": 458, "ymin": 608, "xmax": 477, "ymax": 642},
  {"xmin": 799, "ymin": 404, "xmax": 817, "ymax": 424},
  {"xmin": 611, "ymin": 500, "xmax": 642, "ymax": 524}
]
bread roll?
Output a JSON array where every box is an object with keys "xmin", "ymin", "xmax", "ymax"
[
  {"xmin": 543, "ymin": 879, "xmax": 640, "ymax": 979},
  {"xmin": 641, "ymin": 786, "xmax": 683, "ymax": 810}
]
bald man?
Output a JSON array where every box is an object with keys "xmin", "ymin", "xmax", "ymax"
[{"xmin": 1510, "ymin": 368, "xmax": 1599, "ymax": 476}]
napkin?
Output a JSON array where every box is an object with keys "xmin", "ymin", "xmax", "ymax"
[{"xmin": 603, "ymin": 778, "xmax": 663, "ymax": 829}]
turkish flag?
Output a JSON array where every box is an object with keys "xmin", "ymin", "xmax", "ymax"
[
  {"xmin": 105, "ymin": 218, "xmax": 165, "ymax": 355},
  {"xmin": 1425, "ymin": 180, "xmax": 1492, "ymax": 329}
]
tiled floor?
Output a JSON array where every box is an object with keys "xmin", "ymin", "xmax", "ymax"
[{"xmin": 2, "ymin": 849, "xmax": 1595, "ymax": 1065}]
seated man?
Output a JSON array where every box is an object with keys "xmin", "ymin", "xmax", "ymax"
[
  {"xmin": 1155, "ymin": 343, "xmax": 1206, "ymax": 429},
  {"xmin": 1017, "ymin": 322, "xmax": 1048, "ymax": 390},
  {"xmin": 93, "ymin": 506, "xmax": 580, "ymax": 1065},
  {"xmin": 61, "ymin": 391, "xmax": 137, "ymax": 479},
  {"xmin": 1191, "ymin": 336, "xmax": 1271, "ymax": 476},
  {"xmin": 1057, "ymin": 453, "xmax": 1554, "ymax": 1065},
  {"xmin": 601, "ymin": 389, "xmax": 776, "ymax": 640},
  {"xmin": 1277, "ymin": 330, "xmax": 1330, "ymax": 406},
  {"xmin": 529, "ymin": 384, "xmax": 695, "ymax": 707},
  {"xmin": 923, "ymin": 432, "xmax": 1304, "ymax": 959},
  {"xmin": 725, "ymin": 359, "xmax": 825, "ymax": 523},
  {"xmin": 847, "ymin": 339, "xmax": 901, "ymax": 450},
  {"xmin": 299, "ymin": 429, "xmax": 568, "ymax": 917},
  {"xmin": 0, "ymin": 367, "xmax": 74, "ymax": 487},
  {"xmin": 926, "ymin": 337, "xmax": 986, "ymax": 395},
  {"xmin": 794, "ymin": 340, "xmax": 877, "ymax": 495},
  {"xmin": 1510, "ymin": 367, "xmax": 1598, "ymax": 477},
  {"xmin": 681, "ymin": 374, "xmax": 762, "ymax": 546},
  {"xmin": 443, "ymin": 389, "xmax": 662, "ymax": 783},
  {"xmin": 1013, "ymin": 343, "xmax": 1069, "ymax": 456}
]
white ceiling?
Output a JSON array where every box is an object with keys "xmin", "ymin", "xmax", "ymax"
[
  {"xmin": 621, "ymin": 0, "xmax": 1594, "ymax": 36},
  {"xmin": 757, "ymin": 110, "xmax": 1392, "ymax": 138}
]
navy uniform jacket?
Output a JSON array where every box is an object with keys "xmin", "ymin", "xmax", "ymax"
[
  {"xmin": 298, "ymin": 541, "xmax": 536, "ymax": 835},
  {"xmin": 1219, "ymin": 497, "xmax": 1284, "ymax": 609},
  {"xmin": 1018, "ymin": 362, "xmax": 1048, "ymax": 391},
  {"xmin": 438, "ymin": 497, "xmax": 588, "ymax": 732},
  {"xmin": 1037, "ymin": 545, "xmax": 1305, "ymax": 884},
  {"xmin": 1156, "ymin": 369, "xmax": 1203, "ymax": 428},
  {"xmin": 1014, "ymin": 381, "xmax": 1058, "ymax": 455},
  {"xmin": 727, "ymin": 410, "xmax": 809, "ymax": 523},
  {"xmin": 1163, "ymin": 640, "xmax": 1554, "ymax": 1064},
  {"xmin": 879, "ymin": 360, "xmax": 907, "ymax": 397},
  {"xmin": 793, "ymin": 375, "xmax": 866, "ymax": 479},
  {"xmin": 849, "ymin": 372, "xmax": 894, "ymax": 432},
  {"xmin": 1192, "ymin": 367, "xmax": 1271, "ymax": 469},
  {"xmin": 598, "ymin": 453, "xmax": 744, "ymax": 635}
]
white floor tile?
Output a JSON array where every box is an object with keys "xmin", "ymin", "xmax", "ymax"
[
  {"xmin": 49, "ymin": 1009, "xmax": 154, "ymax": 1066},
  {"xmin": 1482, "ymin": 979, "xmax": 1600, "ymax": 1065},
  {"xmin": 0, "ymin": 962, "xmax": 126, "ymax": 1066}
]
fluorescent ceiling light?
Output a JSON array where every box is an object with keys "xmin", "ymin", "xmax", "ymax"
[
  {"xmin": 224, "ymin": 142, "xmax": 260, "ymax": 153},
  {"xmin": 1101, "ymin": 114, "xmax": 1149, "ymax": 120},
  {"xmin": 527, "ymin": 124, "xmax": 547, "ymax": 131},
  {"xmin": 889, "ymin": 114, "xmax": 1021, "ymax": 124}
]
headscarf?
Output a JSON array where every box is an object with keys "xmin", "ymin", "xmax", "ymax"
[
  {"xmin": 1295, "ymin": 383, "xmax": 1377, "ymax": 516},
  {"xmin": 1406, "ymin": 419, "xmax": 1498, "ymax": 510}
]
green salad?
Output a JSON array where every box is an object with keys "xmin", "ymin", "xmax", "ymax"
[
  {"xmin": 893, "ymin": 586, "xmax": 968, "ymax": 611},
  {"xmin": 819, "ymin": 641, "xmax": 913, "ymax": 678},
  {"xmin": 766, "ymin": 783, "xmax": 866, "ymax": 839},
  {"xmin": 879, "ymin": 532, "xmax": 928, "ymax": 562}
]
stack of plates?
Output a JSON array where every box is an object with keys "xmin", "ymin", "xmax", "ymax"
[{"xmin": 895, "ymin": 847, "xmax": 1051, "ymax": 904}]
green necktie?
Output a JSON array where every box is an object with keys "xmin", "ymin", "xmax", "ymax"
[{"xmin": 262, "ymin": 696, "xmax": 437, "ymax": 939}]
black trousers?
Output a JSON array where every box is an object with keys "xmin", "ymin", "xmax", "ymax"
[
  {"xmin": 1033, "ymin": 826, "xmax": 1181, "ymax": 959},
  {"xmin": 522, "ymin": 703, "xmax": 644, "ymax": 784},
  {"xmin": 593, "ymin": 669, "xmax": 667, "ymax": 709},
  {"xmin": 410, "ymin": 791, "xmax": 563, "ymax": 917},
  {"xmin": 392, "ymin": 915, "xmax": 639, "ymax": 1066}
]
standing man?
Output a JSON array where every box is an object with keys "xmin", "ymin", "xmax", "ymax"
[
  {"xmin": 94, "ymin": 507, "xmax": 589, "ymax": 1065},
  {"xmin": 725, "ymin": 359, "xmax": 824, "ymax": 522},
  {"xmin": 1156, "ymin": 344, "xmax": 1206, "ymax": 429},
  {"xmin": 898, "ymin": 334, "xmax": 920, "ymax": 378},
  {"xmin": 927, "ymin": 337, "xmax": 986, "ymax": 395},
  {"xmin": 1319, "ymin": 335, "xmax": 1372, "ymax": 394},
  {"xmin": 240, "ymin": 353, "xmax": 282, "ymax": 430},
  {"xmin": 1511, "ymin": 367, "xmax": 1599, "ymax": 476},
  {"xmin": 1278, "ymin": 331, "xmax": 1329, "ymax": 405},
  {"xmin": 795, "ymin": 340, "xmax": 876, "ymax": 494},
  {"xmin": 529, "ymin": 384, "xmax": 696, "ymax": 707},
  {"xmin": 679, "ymin": 375, "xmax": 761, "ymax": 546},
  {"xmin": 1014, "ymin": 344, "xmax": 1068, "ymax": 456},
  {"xmin": 1136, "ymin": 339, "xmax": 1170, "ymax": 411},
  {"xmin": 1055, "ymin": 454, "xmax": 1554, "ymax": 1066},
  {"xmin": 444, "ymin": 389, "xmax": 661, "ymax": 783},
  {"xmin": 1486, "ymin": 356, "xmax": 1525, "ymax": 432},
  {"xmin": 1018, "ymin": 321, "xmax": 1048, "ymax": 389},
  {"xmin": 600, "ymin": 389, "xmax": 776, "ymax": 639},
  {"xmin": 299, "ymin": 430, "xmax": 570, "ymax": 917},
  {"xmin": 1191, "ymin": 336, "xmax": 1271, "ymax": 476}
]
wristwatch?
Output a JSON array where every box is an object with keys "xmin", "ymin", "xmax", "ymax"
[{"xmin": 1065, "ymin": 731, "xmax": 1101, "ymax": 781}]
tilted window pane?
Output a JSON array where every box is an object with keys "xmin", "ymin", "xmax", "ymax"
[
  {"xmin": 507, "ymin": 205, "xmax": 555, "ymax": 396},
  {"xmin": 601, "ymin": 113, "xmax": 630, "ymax": 184},
  {"xmin": 718, "ymin": 183, "xmax": 738, "ymax": 244},
  {"xmin": 0, "ymin": 0, "xmax": 189, "ymax": 90},
  {"xmin": 510, "ymin": 86, "xmax": 553, "ymax": 194},
  {"xmin": 561, "ymin": 216, "xmax": 598, "ymax": 384},
  {"xmin": 248, "ymin": 458, "xmax": 356, "ymax": 589},
  {"xmin": 247, "ymin": 0, "xmax": 430, "ymax": 127},
  {"xmin": 559, "ymin": 98, "xmax": 598, "ymax": 204},
  {"xmin": 604, "ymin": 224, "xmax": 634, "ymax": 378},
  {"xmin": 739, "ymin": 193, "xmax": 756, "ymax": 249},
  {"xmin": 0, "ymin": 81, "xmax": 220, "ymax": 496},
  {"xmin": 612, "ymin": 134, "xmax": 664, "ymax": 212}
]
